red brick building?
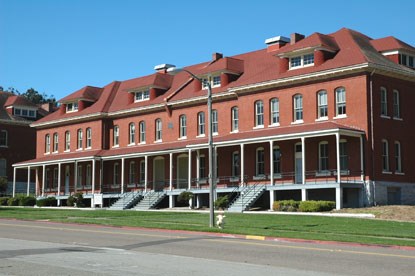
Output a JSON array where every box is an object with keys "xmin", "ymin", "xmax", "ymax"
[
  {"xmin": 13, "ymin": 28, "xmax": 415, "ymax": 209},
  {"xmin": 0, "ymin": 92, "xmax": 50, "ymax": 194}
]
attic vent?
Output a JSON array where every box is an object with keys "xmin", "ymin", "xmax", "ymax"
[{"xmin": 154, "ymin": 64, "xmax": 176, "ymax": 73}]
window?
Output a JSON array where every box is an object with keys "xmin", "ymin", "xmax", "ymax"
[
  {"xmin": 86, "ymin": 128, "xmax": 92, "ymax": 148},
  {"xmin": 380, "ymin": 87, "xmax": 388, "ymax": 116},
  {"xmin": 65, "ymin": 131, "xmax": 70, "ymax": 151},
  {"xmin": 66, "ymin": 102, "xmax": 79, "ymax": 112},
  {"xmin": 270, "ymin": 98, "xmax": 280, "ymax": 125},
  {"xmin": 129, "ymin": 123, "xmax": 135, "ymax": 144},
  {"xmin": 86, "ymin": 164, "xmax": 92, "ymax": 187},
  {"xmin": 113, "ymin": 163, "xmax": 120, "ymax": 185},
  {"xmin": 77, "ymin": 129, "xmax": 83, "ymax": 149},
  {"xmin": 202, "ymin": 75, "xmax": 221, "ymax": 89},
  {"xmin": 212, "ymin": 75, "xmax": 221, "ymax": 87},
  {"xmin": 232, "ymin": 152, "xmax": 240, "ymax": 177},
  {"xmin": 317, "ymin": 90, "xmax": 328, "ymax": 119},
  {"xmin": 14, "ymin": 108, "xmax": 21, "ymax": 115},
  {"xmin": 179, "ymin": 115, "xmax": 187, "ymax": 138},
  {"xmin": 0, "ymin": 159, "xmax": 6, "ymax": 177},
  {"xmin": 198, "ymin": 112, "xmax": 205, "ymax": 136},
  {"xmin": 394, "ymin": 141, "xmax": 402, "ymax": 173},
  {"xmin": 134, "ymin": 89, "xmax": 150, "ymax": 102},
  {"xmin": 393, "ymin": 90, "xmax": 400, "ymax": 118},
  {"xmin": 273, "ymin": 146, "xmax": 281, "ymax": 174},
  {"xmin": 28, "ymin": 110, "xmax": 35, "ymax": 117},
  {"xmin": 77, "ymin": 165, "xmax": 83, "ymax": 188},
  {"xmin": 45, "ymin": 168, "xmax": 50, "ymax": 188},
  {"xmin": 53, "ymin": 168, "xmax": 58, "ymax": 188},
  {"xmin": 319, "ymin": 142, "xmax": 329, "ymax": 171},
  {"xmin": 155, "ymin": 119, "xmax": 162, "ymax": 141},
  {"xmin": 45, "ymin": 134, "xmax": 50, "ymax": 153},
  {"xmin": 139, "ymin": 121, "xmax": 146, "ymax": 143},
  {"xmin": 113, "ymin": 125, "xmax": 119, "ymax": 147},
  {"xmin": 129, "ymin": 161, "xmax": 136, "ymax": 184},
  {"xmin": 382, "ymin": 140, "xmax": 389, "ymax": 172},
  {"xmin": 256, "ymin": 148, "xmax": 265, "ymax": 176},
  {"xmin": 399, "ymin": 53, "xmax": 415, "ymax": 68},
  {"xmin": 0, "ymin": 130, "xmax": 7, "ymax": 147},
  {"xmin": 290, "ymin": 53, "xmax": 314, "ymax": 69},
  {"xmin": 53, "ymin": 133, "xmax": 58, "ymax": 152},
  {"xmin": 212, "ymin": 110, "xmax": 218, "ymax": 134},
  {"xmin": 293, "ymin": 94, "xmax": 303, "ymax": 122},
  {"xmin": 336, "ymin": 87, "xmax": 346, "ymax": 116},
  {"xmin": 22, "ymin": 109, "xmax": 28, "ymax": 116},
  {"xmin": 199, "ymin": 155, "xmax": 206, "ymax": 179},
  {"xmin": 231, "ymin": 106, "xmax": 239, "ymax": 132},
  {"xmin": 255, "ymin": 100, "xmax": 264, "ymax": 127},
  {"xmin": 340, "ymin": 140, "xmax": 348, "ymax": 171},
  {"xmin": 139, "ymin": 160, "xmax": 145, "ymax": 184}
]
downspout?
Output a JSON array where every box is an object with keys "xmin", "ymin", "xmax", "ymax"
[{"xmin": 369, "ymin": 69, "xmax": 376, "ymax": 206}]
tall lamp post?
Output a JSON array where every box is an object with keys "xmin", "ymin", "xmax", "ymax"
[{"xmin": 167, "ymin": 66, "xmax": 215, "ymax": 228}]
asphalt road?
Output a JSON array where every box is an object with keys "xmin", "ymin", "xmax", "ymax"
[{"xmin": 0, "ymin": 219, "xmax": 414, "ymax": 276}]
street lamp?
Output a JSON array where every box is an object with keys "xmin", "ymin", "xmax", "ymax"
[{"xmin": 167, "ymin": 66, "xmax": 215, "ymax": 228}]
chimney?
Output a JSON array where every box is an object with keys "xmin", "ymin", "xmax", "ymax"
[
  {"xmin": 154, "ymin": 64, "xmax": 175, "ymax": 74},
  {"xmin": 212, "ymin": 52, "xmax": 223, "ymax": 61},
  {"xmin": 265, "ymin": 36, "xmax": 290, "ymax": 52},
  {"xmin": 290, "ymin": 33, "xmax": 305, "ymax": 45}
]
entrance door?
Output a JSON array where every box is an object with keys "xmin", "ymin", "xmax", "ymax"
[
  {"xmin": 153, "ymin": 157, "xmax": 165, "ymax": 191},
  {"xmin": 295, "ymin": 144, "xmax": 302, "ymax": 184},
  {"xmin": 177, "ymin": 155, "xmax": 188, "ymax": 189},
  {"xmin": 65, "ymin": 165, "xmax": 70, "ymax": 194}
]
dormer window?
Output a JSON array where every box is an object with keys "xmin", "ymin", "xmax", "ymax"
[
  {"xmin": 202, "ymin": 74, "xmax": 221, "ymax": 90},
  {"xmin": 66, "ymin": 102, "xmax": 79, "ymax": 113},
  {"xmin": 290, "ymin": 53, "xmax": 314, "ymax": 69},
  {"xmin": 134, "ymin": 89, "xmax": 150, "ymax": 102},
  {"xmin": 13, "ymin": 107, "xmax": 36, "ymax": 118},
  {"xmin": 399, "ymin": 53, "xmax": 414, "ymax": 68}
]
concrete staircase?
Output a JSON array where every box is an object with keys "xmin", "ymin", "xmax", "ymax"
[
  {"xmin": 134, "ymin": 191, "xmax": 167, "ymax": 210},
  {"xmin": 109, "ymin": 192, "xmax": 143, "ymax": 210},
  {"xmin": 227, "ymin": 184, "xmax": 266, "ymax": 212}
]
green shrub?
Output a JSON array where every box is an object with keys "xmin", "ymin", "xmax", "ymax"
[
  {"xmin": 299, "ymin": 201, "xmax": 335, "ymax": 212},
  {"xmin": 177, "ymin": 191, "xmax": 194, "ymax": 203},
  {"xmin": 214, "ymin": 195, "xmax": 229, "ymax": 210},
  {"xmin": 0, "ymin": 177, "xmax": 8, "ymax": 195},
  {"xmin": 67, "ymin": 192, "xmax": 84, "ymax": 207},
  {"xmin": 273, "ymin": 200, "xmax": 300, "ymax": 211},
  {"xmin": 0, "ymin": 197, "xmax": 9, "ymax": 206},
  {"xmin": 36, "ymin": 197, "xmax": 57, "ymax": 207},
  {"xmin": 7, "ymin": 197, "xmax": 19, "ymax": 206},
  {"xmin": 19, "ymin": 196, "xmax": 36, "ymax": 206}
]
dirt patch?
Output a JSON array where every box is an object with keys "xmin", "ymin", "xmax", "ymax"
[{"xmin": 333, "ymin": 205, "xmax": 415, "ymax": 222}]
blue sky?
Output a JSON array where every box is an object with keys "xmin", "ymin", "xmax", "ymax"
[{"xmin": 1, "ymin": 0, "xmax": 414, "ymax": 100}]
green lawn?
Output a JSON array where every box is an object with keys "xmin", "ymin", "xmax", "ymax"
[{"xmin": 1, "ymin": 207, "xmax": 414, "ymax": 247}]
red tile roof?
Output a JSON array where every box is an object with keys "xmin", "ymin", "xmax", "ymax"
[
  {"xmin": 4, "ymin": 94, "xmax": 38, "ymax": 108},
  {"xmin": 59, "ymin": 86, "xmax": 102, "ymax": 103},
  {"xmin": 371, "ymin": 36, "xmax": 415, "ymax": 53},
  {"xmin": 278, "ymin": 32, "xmax": 339, "ymax": 55}
]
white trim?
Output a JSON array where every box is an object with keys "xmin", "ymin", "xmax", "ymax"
[
  {"xmin": 333, "ymin": 115, "xmax": 347, "ymax": 119},
  {"xmin": 31, "ymin": 112, "xmax": 105, "ymax": 128},
  {"xmin": 291, "ymin": 120, "xmax": 304, "ymax": 125}
]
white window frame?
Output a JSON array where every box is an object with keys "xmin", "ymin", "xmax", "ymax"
[
  {"xmin": 66, "ymin": 102, "xmax": 79, "ymax": 113},
  {"xmin": 179, "ymin": 115, "xmax": 187, "ymax": 139},
  {"xmin": 155, "ymin": 119, "xmax": 162, "ymax": 142},
  {"xmin": 255, "ymin": 147, "xmax": 265, "ymax": 177},
  {"xmin": 129, "ymin": 123, "xmax": 135, "ymax": 145},
  {"xmin": 134, "ymin": 89, "xmax": 150, "ymax": 102},
  {"xmin": 254, "ymin": 100, "xmax": 264, "ymax": 128},
  {"xmin": 45, "ymin": 134, "xmax": 50, "ymax": 153},
  {"xmin": 139, "ymin": 121, "xmax": 146, "ymax": 143},
  {"xmin": 380, "ymin": 87, "xmax": 388, "ymax": 117},
  {"xmin": 393, "ymin": 90, "xmax": 401, "ymax": 119},
  {"xmin": 0, "ymin": 130, "xmax": 8, "ymax": 147},
  {"xmin": 201, "ymin": 74, "xmax": 221, "ymax": 90},
  {"xmin": 382, "ymin": 139, "xmax": 390, "ymax": 172},
  {"xmin": 113, "ymin": 125, "xmax": 119, "ymax": 147},
  {"xmin": 270, "ymin": 98, "xmax": 280, "ymax": 126},
  {"xmin": 289, "ymin": 53, "xmax": 314, "ymax": 69},
  {"xmin": 65, "ymin": 131, "xmax": 70, "ymax": 152},
  {"xmin": 197, "ymin": 112, "xmax": 205, "ymax": 136},
  {"xmin": 394, "ymin": 141, "xmax": 402, "ymax": 173},
  {"xmin": 212, "ymin": 110, "xmax": 218, "ymax": 135},
  {"xmin": 293, "ymin": 94, "xmax": 303, "ymax": 122},
  {"xmin": 86, "ymin": 128, "xmax": 92, "ymax": 149},
  {"xmin": 77, "ymin": 129, "xmax": 83, "ymax": 150},
  {"xmin": 53, "ymin": 133, "xmax": 58, "ymax": 152},
  {"xmin": 319, "ymin": 141, "xmax": 329, "ymax": 172},
  {"xmin": 335, "ymin": 87, "xmax": 346, "ymax": 117},
  {"xmin": 231, "ymin": 106, "xmax": 239, "ymax": 132},
  {"xmin": 317, "ymin": 90, "xmax": 328, "ymax": 120}
]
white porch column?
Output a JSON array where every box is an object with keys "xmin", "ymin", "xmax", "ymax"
[
  {"xmin": 360, "ymin": 135, "xmax": 364, "ymax": 181},
  {"xmin": 336, "ymin": 133, "xmax": 341, "ymax": 183},
  {"xmin": 100, "ymin": 159, "xmax": 103, "ymax": 192},
  {"xmin": 144, "ymin": 155, "xmax": 148, "ymax": 192},
  {"xmin": 169, "ymin": 153, "xmax": 173, "ymax": 191},
  {"xmin": 35, "ymin": 168, "xmax": 39, "ymax": 196},
  {"xmin": 196, "ymin": 150, "xmax": 200, "ymax": 188},
  {"xmin": 121, "ymin": 158, "xmax": 125, "ymax": 194},
  {"xmin": 188, "ymin": 149, "xmax": 192, "ymax": 190},
  {"xmin": 301, "ymin": 137, "xmax": 306, "ymax": 185},
  {"xmin": 269, "ymin": 140, "xmax": 274, "ymax": 186},
  {"xmin": 12, "ymin": 167, "xmax": 16, "ymax": 197},
  {"xmin": 57, "ymin": 163, "xmax": 61, "ymax": 197},
  {"xmin": 92, "ymin": 159, "xmax": 96, "ymax": 194},
  {"xmin": 336, "ymin": 187, "xmax": 343, "ymax": 210},
  {"xmin": 74, "ymin": 161, "xmax": 78, "ymax": 193},
  {"xmin": 26, "ymin": 166, "xmax": 31, "ymax": 196},
  {"xmin": 42, "ymin": 165, "xmax": 45, "ymax": 197},
  {"xmin": 240, "ymin": 143, "xmax": 245, "ymax": 186}
]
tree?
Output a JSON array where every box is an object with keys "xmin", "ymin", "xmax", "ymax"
[{"xmin": 21, "ymin": 88, "xmax": 56, "ymax": 104}]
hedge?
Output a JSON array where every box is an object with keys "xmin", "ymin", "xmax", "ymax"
[
  {"xmin": 0, "ymin": 197, "xmax": 9, "ymax": 206},
  {"xmin": 273, "ymin": 200, "xmax": 335, "ymax": 212},
  {"xmin": 36, "ymin": 197, "xmax": 57, "ymax": 207}
]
